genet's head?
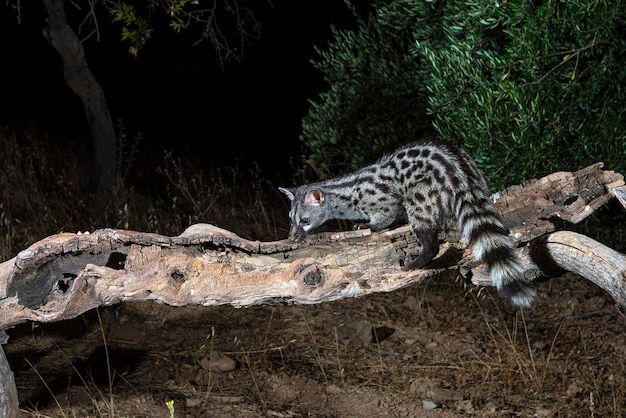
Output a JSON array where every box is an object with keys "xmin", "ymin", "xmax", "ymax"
[{"xmin": 278, "ymin": 186, "xmax": 328, "ymax": 242}]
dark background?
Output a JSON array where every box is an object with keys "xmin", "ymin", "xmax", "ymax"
[{"xmin": 0, "ymin": 1, "xmax": 357, "ymax": 182}]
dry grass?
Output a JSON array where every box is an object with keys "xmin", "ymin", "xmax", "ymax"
[
  {"xmin": 9, "ymin": 274, "xmax": 626, "ymax": 417},
  {"xmin": 0, "ymin": 124, "xmax": 290, "ymax": 262}
]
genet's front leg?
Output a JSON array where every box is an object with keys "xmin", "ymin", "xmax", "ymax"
[{"xmin": 365, "ymin": 213, "xmax": 397, "ymax": 232}]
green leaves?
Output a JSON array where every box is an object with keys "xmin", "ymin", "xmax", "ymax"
[
  {"xmin": 109, "ymin": 3, "xmax": 153, "ymax": 57},
  {"xmin": 301, "ymin": 3, "xmax": 431, "ymax": 175},
  {"xmin": 303, "ymin": 0, "xmax": 626, "ymax": 190}
]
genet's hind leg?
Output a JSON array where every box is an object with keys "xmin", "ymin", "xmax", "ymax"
[
  {"xmin": 403, "ymin": 200, "xmax": 441, "ymax": 270},
  {"xmin": 403, "ymin": 227, "xmax": 439, "ymax": 271}
]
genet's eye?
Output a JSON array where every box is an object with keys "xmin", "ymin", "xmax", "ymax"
[{"xmin": 300, "ymin": 218, "xmax": 310, "ymax": 226}]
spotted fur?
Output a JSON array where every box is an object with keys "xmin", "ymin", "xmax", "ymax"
[{"xmin": 279, "ymin": 140, "xmax": 535, "ymax": 308}]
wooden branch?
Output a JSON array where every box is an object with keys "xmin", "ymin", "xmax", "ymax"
[
  {"xmin": 471, "ymin": 231, "xmax": 626, "ymax": 307},
  {"xmin": 494, "ymin": 162, "xmax": 625, "ymax": 241},
  {"xmin": 0, "ymin": 224, "xmax": 441, "ymax": 330},
  {"xmin": 0, "ymin": 163, "xmax": 624, "ymax": 333},
  {"xmin": 534, "ymin": 231, "xmax": 626, "ymax": 306}
]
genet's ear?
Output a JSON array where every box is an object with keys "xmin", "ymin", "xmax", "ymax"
[
  {"xmin": 304, "ymin": 189, "xmax": 324, "ymax": 206},
  {"xmin": 278, "ymin": 187, "xmax": 296, "ymax": 201}
]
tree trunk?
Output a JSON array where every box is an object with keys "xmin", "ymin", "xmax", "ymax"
[
  {"xmin": 0, "ymin": 333, "xmax": 20, "ymax": 418},
  {"xmin": 41, "ymin": 0, "xmax": 117, "ymax": 208}
]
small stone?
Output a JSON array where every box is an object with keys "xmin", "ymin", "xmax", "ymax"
[
  {"xmin": 427, "ymin": 388, "xmax": 463, "ymax": 402},
  {"xmin": 534, "ymin": 407, "xmax": 554, "ymax": 417},
  {"xmin": 199, "ymin": 352, "xmax": 237, "ymax": 372},
  {"xmin": 422, "ymin": 399, "xmax": 438, "ymax": 410},
  {"xmin": 334, "ymin": 319, "xmax": 372, "ymax": 347},
  {"xmin": 185, "ymin": 397, "xmax": 202, "ymax": 407},
  {"xmin": 326, "ymin": 384, "xmax": 342, "ymax": 394}
]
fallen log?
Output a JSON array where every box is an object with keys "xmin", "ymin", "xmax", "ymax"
[
  {"xmin": 0, "ymin": 163, "xmax": 624, "ymax": 417},
  {"xmin": 0, "ymin": 163, "xmax": 624, "ymax": 330}
]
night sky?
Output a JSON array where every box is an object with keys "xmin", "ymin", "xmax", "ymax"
[{"xmin": 0, "ymin": 1, "xmax": 357, "ymax": 182}]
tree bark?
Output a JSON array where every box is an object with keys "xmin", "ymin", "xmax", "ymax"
[
  {"xmin": 0, "ymin": 332, "xmax": 20, "ymax": 418},
  {"xmin": 41, "ymin": 0, "xmax": 117, "ymax": 207}
]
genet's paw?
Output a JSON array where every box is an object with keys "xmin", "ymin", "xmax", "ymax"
[{"xmin": 402, "ymin": 233, "xmax": 440, "ymax": 271}]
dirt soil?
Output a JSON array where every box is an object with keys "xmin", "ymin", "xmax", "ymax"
[{"xmin": 5, "ymin": 271, "xmax": 626, "ymax": 417}]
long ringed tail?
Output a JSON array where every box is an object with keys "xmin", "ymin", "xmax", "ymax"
[
  {"xmin": 464, "ymin": 214, "xmax": 536, "ymax": 308},
  {"xmin": 455, "ymin": 183, "xmax": 536, "ymax": 308}
]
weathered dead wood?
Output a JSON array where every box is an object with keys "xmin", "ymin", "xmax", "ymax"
[
  {"xmin": 0, "ymin": 162, "xmax": 623, "ymax": 335},
  {"xmin": 0, "ymin": 163, "xmax": 624, "ymax": 333},
  {"xmin": 471, "ymin": 230, "xmax": 626, "ymax": 307},
  {"xmin": 0, "ymin": 163, "xmax": 624, "ymax": 417},
  {"xmin": 533, "ymin": 231, "xmax": 626, "ymax": 306},
  {"xmin": 494, "ymin": 162, "xmax": 625, "ymax": 241}
]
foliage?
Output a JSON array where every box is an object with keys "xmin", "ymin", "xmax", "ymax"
[
  {"xmin": 302, "ymin": 0, "xmax": 626, "ymax": 191},
  {"xmin": 109, "ymin": 3, "xmax": 153, "ymax": 57},
  {"xmin": 415, "ymin": 0, "xmax": 626, "ymax": 190},
  {"xmin": 106, "ymin": 0, "xmax": 264, "ymax": 65},
  {"xmin": 300, "ymin": 3, "xmax": 433, "ymax": 176}
]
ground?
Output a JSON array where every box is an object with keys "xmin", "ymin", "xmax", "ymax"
[{"xmin": 5, "ymin": 271, "xmax": 626, "ymax": 417}]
